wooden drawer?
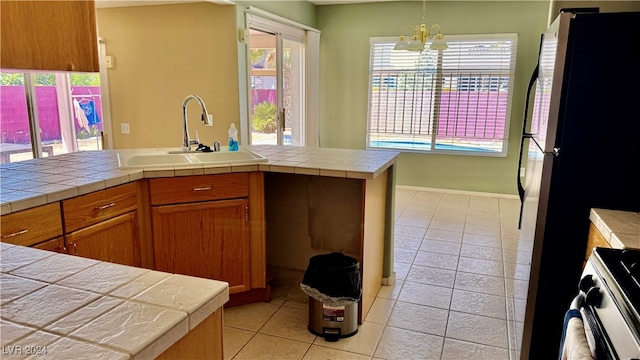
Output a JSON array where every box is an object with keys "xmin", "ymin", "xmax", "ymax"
[
  {"xmin": 149, "ymin": 173, "xmax": 249, "ymax": 206},
  {"xmin": 63, "ymin": 182, "xmax": 138, "ymax": 233},
  {"xmin": 1, "ymin": 203, "xmax": 63, "ymax": 247}
]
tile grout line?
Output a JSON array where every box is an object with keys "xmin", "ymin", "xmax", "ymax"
[{"xmin": 441, "ymin": 193, "xmax": 465, "ymax": 360}]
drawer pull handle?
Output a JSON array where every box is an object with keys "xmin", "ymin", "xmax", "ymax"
[
  {"xmin": 69, "ymin": 242, "xmax": 78, "ymax": 256},
  {"xmin": 94, "ymin": 202, "xmax": 116, "ymax": 210},
  {"xmin": 2, "ymin": 229, "xmax": 28, "ymax": 239},
  {"xmin": 192, "ymin": 186, "xmax": 212, "ymax": 191}
]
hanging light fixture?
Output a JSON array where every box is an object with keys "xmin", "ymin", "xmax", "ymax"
[{"xmin": 393, "ymin": 0, "xmax": 447, "ymax": 52}]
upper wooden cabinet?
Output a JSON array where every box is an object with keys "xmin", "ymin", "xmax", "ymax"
[{"xmin": 1, "ymin": 0, "xmax": 99, "ymax": 72}]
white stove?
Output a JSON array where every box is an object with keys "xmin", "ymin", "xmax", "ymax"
[{"xmin": 579, "ymin": 247, "xmax": 640, "ymax": 359}]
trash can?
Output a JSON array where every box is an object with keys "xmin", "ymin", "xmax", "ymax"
[{"xmin": 300, "ymin": 252, "xmax": 361, "ymax": 341}]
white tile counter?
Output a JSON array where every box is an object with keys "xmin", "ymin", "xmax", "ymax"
[
  {"xmin": 0, "ymin": 145, "xmax": 400, "ymax": 215},
  {"xmin": 590, "ymin": 208, "xmax": 640, "ymax": 249},
  {"xmin": 0, "ymin": 243, "xmax": 229, "ymax": 359}
]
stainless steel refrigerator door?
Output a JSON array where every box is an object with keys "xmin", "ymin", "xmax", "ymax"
[{"xmin": 518, "ymin": 11, "xmax": 573, "ymax": 359}]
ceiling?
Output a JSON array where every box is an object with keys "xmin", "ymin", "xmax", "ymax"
[
  {"xmin": 95, "ymin": 0, "xmax": 232, "ymax": 8},
  {"xmin": 308, "ymin": 0, "xmax": 400, "ymax": 4},
  {"xmin": 94, "ymin": 0, "xmax": 396, "ymax": 8}
]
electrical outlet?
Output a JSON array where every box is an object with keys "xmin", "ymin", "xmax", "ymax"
[
  {"xmin": 206, "ymin": 114, "xmax": 213, "ymax": 126},
  {"xmin": 121, "ymin": 123, "xmax": 130, "ymax": 134}
]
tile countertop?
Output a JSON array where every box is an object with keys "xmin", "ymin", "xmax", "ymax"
[
  {"xmin": 590, "ymin": 208, "xmax": 640, "ymax": 249},
  {"xmin": 0, "ymin": 145, "xmax": 400, "ymax": 215},
  {"xmin": 0, "ymin": 242, "xmax": 229, "ymax": 359}
]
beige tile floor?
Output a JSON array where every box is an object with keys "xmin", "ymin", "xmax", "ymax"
[{"xmin": 223, "ymin": 188, "xmax": 531, "ymax": 360}]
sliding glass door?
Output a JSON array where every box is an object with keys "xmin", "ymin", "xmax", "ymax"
[
  {"xmin": 247, "ymin": 18, "xmax": 306, "ymax": 146},
  {"xmin": 0, "ymin": 70, "xmax": 104, "ymax": 164}
]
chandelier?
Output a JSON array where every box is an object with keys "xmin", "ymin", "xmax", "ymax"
[{"xmin": 393, "ymin": 0, "xmax": 448, "ymax": 52}]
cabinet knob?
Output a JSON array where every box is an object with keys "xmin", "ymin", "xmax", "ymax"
[
  {"xmin": 69, "ymin": 242, "xmax": 78, "ymax": 256},
  {"xmin": 66, "ymin": 62, "xmax": 75, "ymax": 71}
]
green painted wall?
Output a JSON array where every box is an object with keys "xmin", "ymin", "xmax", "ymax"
[
  {"xmin": 235, "ymin": 0, "xmax": 317, "ymax": 28},
  {"xmin": 317, "ymin": 1, "xmax": 549, "ymax": 195}
]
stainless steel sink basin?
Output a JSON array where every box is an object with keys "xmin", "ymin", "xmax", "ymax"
[{"xmin": 117, "ymin": 148, "xmax": 267, "ymax": 169}]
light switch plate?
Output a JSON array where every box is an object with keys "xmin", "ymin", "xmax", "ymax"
[
  {"xmin": 105, "ymin": 55, "xmax": 115, "ymax": 69},
  {"xmin": 121, "ymin": 123, "xmax": 130, "ymax": 134}
]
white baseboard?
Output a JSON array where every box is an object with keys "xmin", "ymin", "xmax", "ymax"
[
  {"xmin": 382, "ymin": 272, "xmax": 396, "ymax": 286},
  {"xmin": 395, "ymin": 185, "xmax": 520, "ymax": 200}
]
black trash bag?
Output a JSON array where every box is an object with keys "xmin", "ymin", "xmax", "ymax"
[{"xmin": 300, "ymin": 252, "xmax": 362, "ymax": 306}]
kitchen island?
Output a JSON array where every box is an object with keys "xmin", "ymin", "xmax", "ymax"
[
  {"xmin": 0, "ymin": 242, "xmax": 228, "ymax": 359},
  {"xmin": 0, "ymin": 145, "xmax": 400, "ymax": 324}
]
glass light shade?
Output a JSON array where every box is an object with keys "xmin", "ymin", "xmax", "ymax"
[
  {"xmin": 429, "ymin": 34, "xmax": 448, "ymax": 50},
  {"xmin": 407, "ymin": 38, "xmax": 425, "ymax": 52},
  {"xmin": 394, "ymin": 40, "xmax": 410, "ymax": 50}
]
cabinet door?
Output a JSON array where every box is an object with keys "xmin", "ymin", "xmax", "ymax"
[
  {"xmin": 65, "ymin": 212, "xmax": 140, "ymax": 267},
  {"xmin": 0, "ymin": 0, "xmax": 99, "ymax": 72},
  {"xmin": 32, "ymin": 237, "xmax": 66, "ymax": 253},
  {"xmin": 152, "ymin": 199, "xmax": 250, "ymax": 294}
]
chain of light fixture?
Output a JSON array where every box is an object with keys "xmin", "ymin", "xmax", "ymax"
[{"xmin": 393, "ymin": 0, "xmax": 447, "ymax": 52}]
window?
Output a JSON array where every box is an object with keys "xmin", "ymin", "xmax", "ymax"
[
  {"xmin": 0, "ymin": 71, "xmax": 105, "ymax": 164},
  {"xmin": 367, "ymin": 33, "xmax": 518, "ymax": 156}
]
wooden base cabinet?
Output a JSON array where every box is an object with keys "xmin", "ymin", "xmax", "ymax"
[
  {"xmin": 149, "ymin": 173, "xmax": 264, "ymax": 297},
  {"xmin": 65, "ymin": 212, "xmax": 140, "ymax": 266},
  {"xmin": 157, "ymin": 308, "xmax": 223, "ymax": 360},
  {"xmin": 585, "ymin": 223, "xmax": 610, "ymax": 267},
  {"xmin": 152, "ymin": 199, "xmax": 250, "ymax": 294},
  {"xmin": 62, "ymin": 183, "xmax": 141, "ymax": 267}
]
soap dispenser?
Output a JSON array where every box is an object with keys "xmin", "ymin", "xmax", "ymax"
[{"xmin": 228, "ymin": 123, "xmax": 239, "ymax": 151}]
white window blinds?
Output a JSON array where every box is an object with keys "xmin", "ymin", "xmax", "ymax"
[{"xmin": 367, "ymin": 33, "xmax": 518, "ymax": 155}]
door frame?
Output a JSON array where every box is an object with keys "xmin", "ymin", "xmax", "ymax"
[{"xmin": 238, "ymin": 6, "xmax": 320, "ymax": 147}]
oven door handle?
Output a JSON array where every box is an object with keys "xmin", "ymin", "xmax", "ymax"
[{"xmin": 580, "ymin": 305, "xmax": 619, "ymax": 360}]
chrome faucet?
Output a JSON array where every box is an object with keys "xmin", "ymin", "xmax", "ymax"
[{"xmin": 181, "ymin": 95, "xmax": 212, "ymax": 152}]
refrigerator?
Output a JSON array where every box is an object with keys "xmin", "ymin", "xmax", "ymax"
[{"xmin": 514, "ymin": 9, "xmax": 640, "ymax": 360}]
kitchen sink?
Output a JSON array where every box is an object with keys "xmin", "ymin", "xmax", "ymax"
[{"xmin": 117, "ymin": 148, "xmax": 267, "ymax": 169}]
